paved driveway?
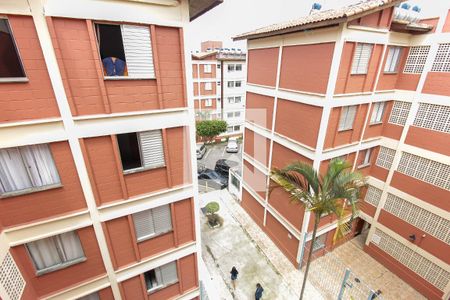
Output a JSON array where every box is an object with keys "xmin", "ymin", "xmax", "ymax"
[{"xmin": 197, "ymin": 143, "xmax": 242, "ymax": 170}]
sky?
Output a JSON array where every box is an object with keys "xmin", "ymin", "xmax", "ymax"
[{"xmin": 186, "ymin": 0, "xmax": 448, "ymax": 52}]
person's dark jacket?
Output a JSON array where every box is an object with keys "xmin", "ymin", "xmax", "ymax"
[{"xmin": 255, "ymin": 286, "xmax": 264, "ymax": 299}]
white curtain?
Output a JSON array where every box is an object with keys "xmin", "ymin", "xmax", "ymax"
[
  {"xmin": 0, "ymin": 148, "xmax": 32, "ymax": 193},
  {"xmin": 58, "ymin": 231, "xmax": 84, "ymax": 261},
  {"xmin": 27, "ymin": 237, "xmax": 62, "ymax": 270},
  {"xmin": 20, "ymin": 144, "xmax": 60, "ymax": 187}
]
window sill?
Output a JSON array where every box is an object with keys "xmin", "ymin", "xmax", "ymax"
[
  {"xmin": 369, "ymin": 121, "xmax": 383, "ymax": 126},
  {"xmin": 337, "ymin": 128, "xmax": 353, "ymax": 133},
  {"xmin": 383, "ymin": 72, "xmax": 398, "ymax": 75},
  {"xmin": 104, "ymin": 76, "xmax": 155, "ymax": 81},
  {"xmin": 123, "ymin": 164, "xmax": 166, "ymax": 175},
  {"xmin": 147, "ymin": 280, "xmax": 179, "ymax": 294},
  {"xmin": 0, "ymin": 183, "xmax": 63, "ymax": 199},
  {"xmin": 137, "ymin": 229, "xmax": 173, "ymax": 243},
  {"xmin": 36, "ymin": 257, "xmax": 86, "ymax": 276},
  {"xmin": 0, "ymin": 77, "xmax": 29, "ymax": 83},
  {"xmin": 357, "ymin": 163, "xmax": 371, "ymax": 169},
  {"xmin": 350, "ymin": 73, "xmax": 367, "ymax": 76}
]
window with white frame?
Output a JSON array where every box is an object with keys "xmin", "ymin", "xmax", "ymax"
[
  {"xmin": 403, "ymin": 46, "xmax": 430, "ymax": 74},
  {"xmin": 132, "ymin": 204, "xmax": 172, "ymax": 241},
  {"xmin": 364, "ymin": 185, "xmax": 382, "ymax": 207},
  {"xmin": 384, "ymin": 46, "xmax": 402, "ymax": 73},
  {"xmin": 360, "ymin": 148, "xmax": 373, "ymax": 166},
  {"xmin": 235, "ymin": 111, "xmax": 241, "ymax": 117},
  {"xmin": 234, "ymin": 96, "xmax": 242, "ymax": 103},
  {"xmin": 203, "ymin": 64, "xmax": 212, "ymax": 73},
  {"xmin": 312, "ymin": 234, "xmax": 326, "ymax": 252},
  {"xmin": 95, "ymin": 23, "xmax": 154, "ymax": 78},
  {"xmin": 144, "ymin": 261, "xmax": 178, "ymax": 292},
  {"xmin": 235, "ymin": 81, "xmax": 242, "ymax": 87},
  {"xmin": 397, "ymin": 152, "xmax": 450, "ymax": 191},
  {"xmin": 0, "ymin": 19, "xmax": 26, "ymax": 79},
  {"xmin": 217, "ymin": 64, "xmax": 221, "ymax": 69},
  {"xmin": 0, "ymin": 144, "xmax": 60, "ymax": 195},
  {"xmin": 228, "ymin": 97, "xmax": 235, "ymax": 104},
  {"xmin": 431, "ymin": 43, "xmax": 450, "ymax": 72},
  {"xmin": 370, "ymin": 102, "xmax": 385, "ymax": 124},
  {"xmin": 227, "ymin": 81, "xmax": 235, "ymax": 88},
  {"xmin": 413, "ymin": 103, "xmax": 450, "ymax": 134},
  {"xmin": 338, "ymin": 105, "xmax": 357, "ymax": 131},
  {"xmin": 204, "ymin": 99, "xmax": 212, "ymax": 107},
  {"xmin": 351, "ymin": 43, "xmax": 373, "ymax": 74},
  {"xmin": 26, "ymin": 231, "xmax": 85, "ymax": 274},
  {"xmin": 227, "ymin": 126, "xmax": 233, "ymax": 133},
  {"xmin": 375, "ymin": 146, "xmax": 395, "ymax": 169},
  {"xmin": 236, "ymin": 64, "xmax": 242, "ymax": 71},
  {"xmin": 204, "ymin": 82, "xmax": 212, "ymax": 90},
  {"xmin": 227, "ymin": 64, "xmax": 235, "ymax": 72},
  {"xmin": 388, "ymin": 101, "xmax": 411, "ymax": 126},
  {"xmin": 117, "ymin": 130, "xmax": 165, "ymax": 172},
  {"xmin": 234, "ymin": 125, "xmax": 241, "ymax": 131},
  {"xmin": 227, "ymin": 112, "xmax": 233, "ymax": 118},
  {"xmin": 77, "ymin": 293, "xmax": 100, "ymax": 300}
]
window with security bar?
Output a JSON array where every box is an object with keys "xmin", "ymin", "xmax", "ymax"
[
  {"xmin": 388, "ymin": 101, "xmax": 411, "ymax": 126},
  {"xmin": 403, "ymin": 46, "xmax": 430, "ymax": 74},
  {"xmin": 413, "ymin": 103, "xmax": 450, "ymax": 134},
  {"xmin": 431, "ymin": 43, "xmax": 450, "ymax": 72}
]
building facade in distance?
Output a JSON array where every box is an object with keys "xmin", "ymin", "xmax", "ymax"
[
  {"xmin": 0, "ymin": 0, "xmax": 220, "ymax": 299},
  {"xmin": 235, "ymin": 1, "xmax": 450, "ymax": 299},
  {"xmin": 192, "ymin": 41, "xmax": 246, "ymax": 137}
]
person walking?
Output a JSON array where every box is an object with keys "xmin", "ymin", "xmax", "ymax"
[
  {"xmin": 230, "ymin": 266, "xmax": 239, "ymax": 289},
  {"xmin": 255, "ymin": 283, "xmax": 264, "ymax": 300}
]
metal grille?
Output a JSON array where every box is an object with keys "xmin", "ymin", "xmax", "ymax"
[
  {"xmin": 364, "ymin": 185, "xmax": 382, "ymax": 207},
  {"xmin": 383, "ymin": 193, "xmax": 450, "ymax": 244},
  {"xmin": 373, "ymin": 229, "xmax": 450, "ymax": 291},
  {"xmin": 431, "ymin": 43, "xmax": 450, "ymax": 72},
  {"xmin": 375, "ymin": 146, "xmax": 395, "ymax": 169},
  {"xmin": 413, "ymin": 103, "xmax": 450, "ymax": 134},
  {"xmin": 0, "ymin": 253, "xmax": 26, "ymax": 300},
  {"xmin": 397, "ymin": 152, "xmax": 450, "ymax": 191},
  {"xmin": 388, "ymin": 101, "xmax": 411, "ymax": 126},
  {"xmin": 403, "ymin": 46, "xmax": 430, "ymax": 74}
]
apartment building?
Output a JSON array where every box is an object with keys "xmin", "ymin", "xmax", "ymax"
[
  {"xmin": 0, "ymin": 0, "xmax": 221, "ymax": 299},
  {"xmin": 234, "ymin": 1, "xmax": 450, "ymax": 299},
  {"xmin": 192, "ymin": 41, "xmax": 246, "ymax": 137}
]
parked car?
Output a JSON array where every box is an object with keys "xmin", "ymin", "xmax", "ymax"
[
  {"xmin": 226, "ymin": 138, "xmax": 239, "ymax": 153},
  {"xmin": 215, "ymin": 159, "xmax": 238, "ymax": 178},
  {"xmin": 196, "ymin": 143, "xmax": 206, "ymax": 159},
  {"xmin": 198, "ymin": 168, "xmax": 228, "ymax": 189}
]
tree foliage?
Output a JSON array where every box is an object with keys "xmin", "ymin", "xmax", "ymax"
[{"xmin": 196, "ymin": 120, "xmax": 227, "ymax": 143}]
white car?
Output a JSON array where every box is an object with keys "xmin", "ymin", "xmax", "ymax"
[{"xmin": 226, "ymin": 138, "xmax": 239, "ymax": 153}]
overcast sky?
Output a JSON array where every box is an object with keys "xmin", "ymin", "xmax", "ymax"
[{"xmin": 186, "ymin": 0, "xmax": 448, "ymax": 51}]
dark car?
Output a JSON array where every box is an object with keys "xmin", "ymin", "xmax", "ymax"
[
  {"xmin": 215, "ymin": 159, "xmax": 239, "ymax": 178},
  {"xmin": 198, "ymin": 169, "xmax": 228, "ymax": 189}
]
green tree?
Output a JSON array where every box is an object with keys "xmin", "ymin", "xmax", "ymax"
[
  {"xmin": 196, "ymin": 120, "xmax": 227, "ymax": 143},
  {"xmin": 270, "ymin": 158, "xmax": 365, "ymax": 300}
]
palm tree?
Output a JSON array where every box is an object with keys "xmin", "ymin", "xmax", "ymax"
[{"xmin": 270, "ymin": 158, "xmax": 365, "ymax": 300}]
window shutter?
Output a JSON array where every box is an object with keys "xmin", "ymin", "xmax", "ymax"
[
  {"xmin": 133, "ymin": 209, "xmax": 155, "ymax": 240},
  {"xmin": 121, "ymin": 25, "xmax": 155, "ymax": 78},
  {"xmin": 160, "ymin": 262, "xmax": 178, "ymax": 285},
  {"xmin": 351, "ymin": 44, "xmax": 373, "ymax": 74},
  {"xmin": 152, "ymin": 204, "xmax": 172, "ymax": 234},
  {"xmin": 139, "ymin": 130, "xmax": 165, "ymax": 168}
]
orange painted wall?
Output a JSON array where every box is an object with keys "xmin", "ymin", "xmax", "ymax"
[
  {"xmin": 404, "ymin": 126, "xmax": 450, "ymax": 156},
  {"xmin": 0, "ymin": 15, "xmax": 59, "ymax": 123},
  {"xmin": 275, "ymin": 99, "xmax": 322, "ymax": 148},
  {"xmin": 335, "ymin": 43, "xmax": 383, "ymax": 94},
  {"xmin": 419, "ymin": 17, "xmax": 439, "ymax": 33},
  {"xmin": 241, "ymin": 189, "xmax": 264, "ymax": 227},
  {"xmin": 365, "ymin": 244, "xmax": 444, "ymax": 300},
  {"xmin": 376, "ymin": 46, "xmax": 408, "ymax": 91},
  {"xmin": 363, "ymin": 102, "xmax": 391, "ymax": 139},
  {"xmin": 442, "ymin": 10, "xmax": 450, "ymax": 32},
  {"xmin": 422, "ymin": 72, "xmax": 450, "ymax": 97},
  {"xmin": 381, "ymin": 122, "xmax": 403, "ymax": 140},
  {"xmin": 268, "ymin": 181, "xmax": 304, "ymax": 230},
  {"xmin": 245, "ymin": 92, "xmax": 274, "ymax": 130},
  {"xmin": 271, "ymin": 142, "xmax": 313, "ymax": 169},
  {"xmin": 11, "ymin": 227, "xmax": 105, "ymax": 298},
  {"xmin": 0, "ymin": 142, "xmax": 86, "ymax": 228},
  {"xmin": 279, "ymin": 42, "xmax": 335, "ymax": 94},
  {"xmin": 247, "ymin": 47, "xmax": 279, "ymax": 87},
  {"xmin": 199, "ymin": 81, "xmax": 217, "ymax": 95},
  {"xmin": 198, "ymin": 98, "xmax": 218, "ymax": 110},
  {"xmin": 244, "ymin": 128, "xmax": 270, "ymax": 166},
  {"xmin": 198, "ymin": 64, "xmax": 217, "ymax": 78},
  {"xmin": 192, "ymin": 64, "xmax": 198, "ymax": 78},
  {"xmin": 243, "ymin": 160, "xmax": 267, "ymax": 199},
  {"xmin": 98, "ymin": 287, "xmax": 114, "ymax": 300},
  {"xmin": 348, "ymin": 7, "xmax": 393, "ymax": 28}
]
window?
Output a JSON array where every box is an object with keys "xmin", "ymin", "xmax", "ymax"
[
  {"xmin": 312, "ymin": 234, "xmax": 326, "ymax": 252},
  {"xmin": 235, "ymin": 64, "xmax": 242, "ymax": 71},
  {"xmin": 0, "ymin": 144, "xmax": 60, "ymax": 195},
  {"xmin": 234, "ymin": 96, "xmax": 242, "ymax": 103},
  {"xmin": 204, "ymin": 82, "xmax": 212, "ymax": 90},
  {"xmin": 351, "ymin": 43, "xmax": 373, "ymax": 74},
  {"xmin": 370, "ymin": 102, "xmax": 385, "ymax": 124},
  {"xmin": 376, "ymin": 146, "xmax": 395, "ymax": 169},
  {"xmin": 389, "ymin": 101, "xmax": 411, "ymax": 126},
  {"xmin": 231, "ymin": 175, "xmax": 240, "ymax": 189},
  {"xmin": 431, "ymin": 43, "xmax": 450, "ymax": 72},
  {"xmin": 26, "ymin": 231, "xmax": 85, "ymax": 274},
  {"xmin": 204, "ymin": 99, "xmax": 212, "ymax": 107},
  {"xmin": 234, "ymin": 125, "xmax": 241, "ymax": 131},
  {"xmin": 78, "ymin": 293, "xmax": 100, "ymax": 300},
  {"xmin": 217, "ymin": 81, "xmax": 221, "ymax": 86},
  {"xmin": 364, "ymin": 185, "xmax": 382, "ymax": 207},
  {"xmin": 338, "ymin": 105, "xmax": 357, "ymax": 131},
  {"xmin": 227, "ymin": 112, "xmax": 233, "ymax": 118},
  {"xmin": 0, "ymin": 19, "xmax": 26, "ymax": 79},
  {"xmin": 132, "ymin": 204, "xmax": 172, "ymax": 241},
  {"xmin": 384, "ymin": 46, "xmax": 402, "ymax": 73},
  {"xmin": 413, "ymin": 103, "xmax": 450, "ymax": 134},
  {"xmin": 203, "ymin": 64, "xmax": 211, "ymax": 73},
  {"xmin": 227, "ymin": 64, "xmax": 235, "ymax": 72},
  {"xmin": 227, "ymin": 126, "xmax": 233, "ymax": 133},
  {"xmin": 117, "ymin": 130, "xmax": 165, "ymax": 172},
  {"xmin": 96, "ymin": 23, "xmax": 155, "ymax": 78},
  {"xmin": 235, "ymin": 81, "xmax": 242, "ymax": 87},
  {"xmin": 235, "ymin": 111, "xmax": 241, "ymax": 117},
  {"xmin": 360, "ymin": 148, "xmax": 373, "ymax": 166},
  {"xmin": 217, "ymin": 64, "xmax": 221, "ymax": 69},
  {"xmin": 144, "ymin": 261, "xmax": 178, "ymax": 292},
  {"xmin": 404, "ymin": 46, "xmax": 430, "ymax": 74},
  {"xmin": 228, "ymin": 97, "xmax": 234, "ymax": 104},
  {"xmin": 227, "ymin": 81, "xmax": 234, "ymax": 88}
]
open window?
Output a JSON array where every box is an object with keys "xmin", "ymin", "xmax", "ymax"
[
  {"xmin": 0, "ymin": 19, "xmax": 26, "ymax": 81},
  {"xmin": 95, "ymin": 23, "xmax": 155, "ymax": 79},
  {"xmin": 144, "ymin": 261, "xmax": 178, "ymax": 293}
]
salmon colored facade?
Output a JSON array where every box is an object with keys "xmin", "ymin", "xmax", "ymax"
[
  {"xmin": 239, "ymin": 3, "xmax": 450, "ymax": 299},
  {"xmin": 0, "ymin": 0, "xmax": 215, "ymax": 299}
]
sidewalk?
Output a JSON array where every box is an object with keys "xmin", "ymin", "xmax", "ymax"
[{"xmin": 200, "ymin": 189, "xmax": 323, "ymax": 300}]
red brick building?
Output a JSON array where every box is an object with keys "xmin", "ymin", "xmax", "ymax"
[
  {"xmin": 0, "ymin": 0, "xmax": 220, "ymax": 299},
  {"xmin": 235, "ymin": 1, "xmax": 450, "ymax": 299}
]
